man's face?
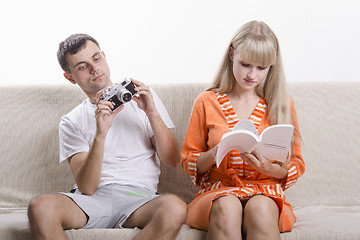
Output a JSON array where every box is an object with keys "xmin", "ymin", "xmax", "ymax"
[{"xmin": 65, "ymin": 40, "xmax": 111, "ymax": 98}]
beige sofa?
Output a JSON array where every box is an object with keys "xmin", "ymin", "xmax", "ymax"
[{"xmin": 1, "ymin": 82, "xmax": 360, "ymax": 240}]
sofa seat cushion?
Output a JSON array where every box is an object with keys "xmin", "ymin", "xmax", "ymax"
[
  {"xmin": 0, "ymin": 209, "xmax": 206, "ymax": 240},
  {"xmin": 282, "ymin": 205, "xmax": 360, "ymax": 239},
  {"xmin": 2, "ymin": 206, "xmax": 360, "ymax": 239},
  {"xmin": 0, "ymin": 209, "xmax": 29, "ymax": 240},
  {"xmin": 65, "ymin": 225, "xmax": 206, "ymax": 240}
]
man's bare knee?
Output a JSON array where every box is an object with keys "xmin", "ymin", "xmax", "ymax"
[
  {"xmin": 28, "ymin": 194, "xmax": 57, "ymax": 223},
  {"xmin": 157, "ymin": 194, "xmax": 187, "ymax": 225},
  {"xmin": 28, "ymin": 193, "xmax": 87, "ymax": 231}
]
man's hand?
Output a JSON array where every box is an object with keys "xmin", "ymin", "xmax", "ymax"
[
  {"xmin": 94, "ymin": 90, "xmax": 124, "ymax": 138},
  {"xmin": 130, "ymin": 79, "xmax": 157, "ymax": 116},
  {"xmin": 129, "ymin": 78, "xmax": 180, "ymax": 167},
  {"xmin": 68, "ymin": 90, "xmax": 124, "ymax": 195}
]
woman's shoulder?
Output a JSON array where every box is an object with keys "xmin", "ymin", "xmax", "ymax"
[
  {"xmin": 288, "ymin": 95, "xmax": 295, "ymax": 108},
  {"xmin": 195, "ymin": 90, "xmax": 218, "ymax": 102},
  {"xmin": 192, "ymin": 91, "xmax": 223, "ymax": 112}
]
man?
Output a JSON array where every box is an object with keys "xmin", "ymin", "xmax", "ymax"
[{"xmin": 28, "ymin": 34, "xmax": 186, "ymax": 240}]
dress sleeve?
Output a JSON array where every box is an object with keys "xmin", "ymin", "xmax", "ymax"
[
  {"xmin": 282, "ymin": 98, "xmax": 305, "ymax": 190},
  {"xmin": 181, "ymin": 95, "xmax": 210, "ymax": 186}
]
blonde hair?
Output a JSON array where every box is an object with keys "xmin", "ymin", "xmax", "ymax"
[{"xmin": 207, "ymin": 21, "xmax": 291, "ymax": 125}]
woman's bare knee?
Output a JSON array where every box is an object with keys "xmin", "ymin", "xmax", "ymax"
[
  {"xmin": 243, "ymin": 195, "xmax": 280, "ymax": 239},
  {"xmin": 244, "ymin": 195, "xmax": 279, "ymax": 221},
  {"xmin": 208, "ymin": 194, "xmax": 243, "ymax": 238},
  {"xmin": 211, "ymin": 194, "xmax": 243, "ymax": 219}
]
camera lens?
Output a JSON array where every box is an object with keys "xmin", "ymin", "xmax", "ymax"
[{"xmin": 122, "ymin": 92, "xmax": 132, "ymax": 102}]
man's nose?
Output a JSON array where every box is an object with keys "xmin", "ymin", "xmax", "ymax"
[{"xmin": 90, "ymin": 65, "xmax": 99, "ymax": 74}]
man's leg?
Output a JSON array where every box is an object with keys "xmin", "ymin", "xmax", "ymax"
[
  {"xmin": 28, "ymin": 193, "xmax": 88, "ymax": 240},
  {"xmin": 123, "ymin": 194, "xmax": 187, "ymax": 240}
]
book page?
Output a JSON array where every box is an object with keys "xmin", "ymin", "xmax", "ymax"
[
  {"xmin": 233, "ymin": 119, "xmax": 258, "ymax": 135},
  {"xmin": 215, "ymin": 129, "xmax": 258, "ymax": 167},
  {"xmin": 257, "ymin": 124, "xmax": 294, "ymax": 162},
  {"xmin": 215, "ymin": 121, "xmax": 294, "ymax": 167}
]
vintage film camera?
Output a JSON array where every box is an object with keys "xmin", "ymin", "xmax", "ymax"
[{"xmin": 100, "ymin": 78, "xmax": 137, "ymax": 111}]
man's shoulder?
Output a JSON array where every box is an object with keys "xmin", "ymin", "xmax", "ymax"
[{"xmin": 61, "ymin": 99, "xmax": 91, "ymax": 122}]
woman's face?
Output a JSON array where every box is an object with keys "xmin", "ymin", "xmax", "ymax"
[{"xmin": 231, "ymin": 53, "xmax": 271, "ymax": 92}]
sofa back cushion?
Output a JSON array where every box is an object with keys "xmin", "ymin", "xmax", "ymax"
[
  {"xmin": 286, "ymin": 82, "xmax": 360, "ymax": 207},
  {"xmin": 0, "ymin": 85, "xmax": 86, "ymax": 208},
  {"xmin": 0, "ymin": 82, "xmax": 359, "ymax": 208},
  {"xmin": 157, "ymin": 82, "xmax": 360, "ymax": 207},
  {"xmin": 152, "ymin": 83, "xmax": 208, "ymax": 203}
]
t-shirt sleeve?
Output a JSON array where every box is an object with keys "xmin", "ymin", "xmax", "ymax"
[
  {"xmin": 58, "ymin": 115, "xmax": 89, "ymax": 164},
  {"xmin": 145, "ymin": 88, "xmax": 175, "ymax": 137}
]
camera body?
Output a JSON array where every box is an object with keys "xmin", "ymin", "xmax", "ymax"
[{"xmin": 100, "ymin": 78, "xmax": 137, "ymax": 111}]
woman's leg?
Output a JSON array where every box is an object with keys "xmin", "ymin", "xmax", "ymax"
[
  {"xmin": 207, "ymin": 194, "xmax": 243, "ymax": 240},
  {"xmin": 243, "ymin": 195, "xmax": 280, "ymax": 240}
]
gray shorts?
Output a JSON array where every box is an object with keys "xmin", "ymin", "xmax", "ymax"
[{"xmin": 62, "ymin": 183, "xmax": 159, "ymax": 229}]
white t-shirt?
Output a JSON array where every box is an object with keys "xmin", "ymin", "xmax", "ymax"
[{"xmin": 59, "ymin": 88, "xmax": 174, "ymax": 192}]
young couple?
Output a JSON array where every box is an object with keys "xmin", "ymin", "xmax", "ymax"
[{"xmin": 28, "ymin": 20, "xmax": 304, "ymax": 240}]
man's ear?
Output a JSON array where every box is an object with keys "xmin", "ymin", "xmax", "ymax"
[
  {"xmin": 64, "ymin": 72, "xmax": 76, "ymax": 85},
  {"xmin": 102, "ymin": 51, "xmax": 106, "ymax": 58}
]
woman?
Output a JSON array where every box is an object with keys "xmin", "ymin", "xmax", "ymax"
[{"xmin": 181, "ymin": 21, "xmax": 305, "ymax": 240}]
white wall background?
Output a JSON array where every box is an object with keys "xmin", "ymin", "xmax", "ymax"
[{"xmin": 1, "ymin": 0, "xmax": 359, "ymax": 86}]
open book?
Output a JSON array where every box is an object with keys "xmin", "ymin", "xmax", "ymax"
[{"xmin": 215, "ymin": 119, "xmax": 294, "ymax": 167}]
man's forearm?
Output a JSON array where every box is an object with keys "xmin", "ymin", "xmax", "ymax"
[
  {"xmin": 148, "ymin": 111, "xmax": 180, "ymax": 168},
  {"xmin": 73, "ymin": 136, "xmax": 105, "ymax": 195}
]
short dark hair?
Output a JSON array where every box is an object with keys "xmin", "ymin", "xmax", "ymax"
[{"xmin": 57, "ymin": 33, "xmax": 100, "ymax": 73}]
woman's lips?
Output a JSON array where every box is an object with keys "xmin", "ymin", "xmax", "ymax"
[{"xmin": 244, "ymin": 78, "xmax": 256, "ymax": 84}]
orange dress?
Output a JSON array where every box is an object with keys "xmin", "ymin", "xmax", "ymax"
[{"xmin": 181, "ymin": 91, "xmax": 305, "ymax": 232}]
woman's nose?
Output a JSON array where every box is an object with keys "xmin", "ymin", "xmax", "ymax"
[{"xmin": 247, "ymin": 67, "xmax": 256, "ymax": 79}]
